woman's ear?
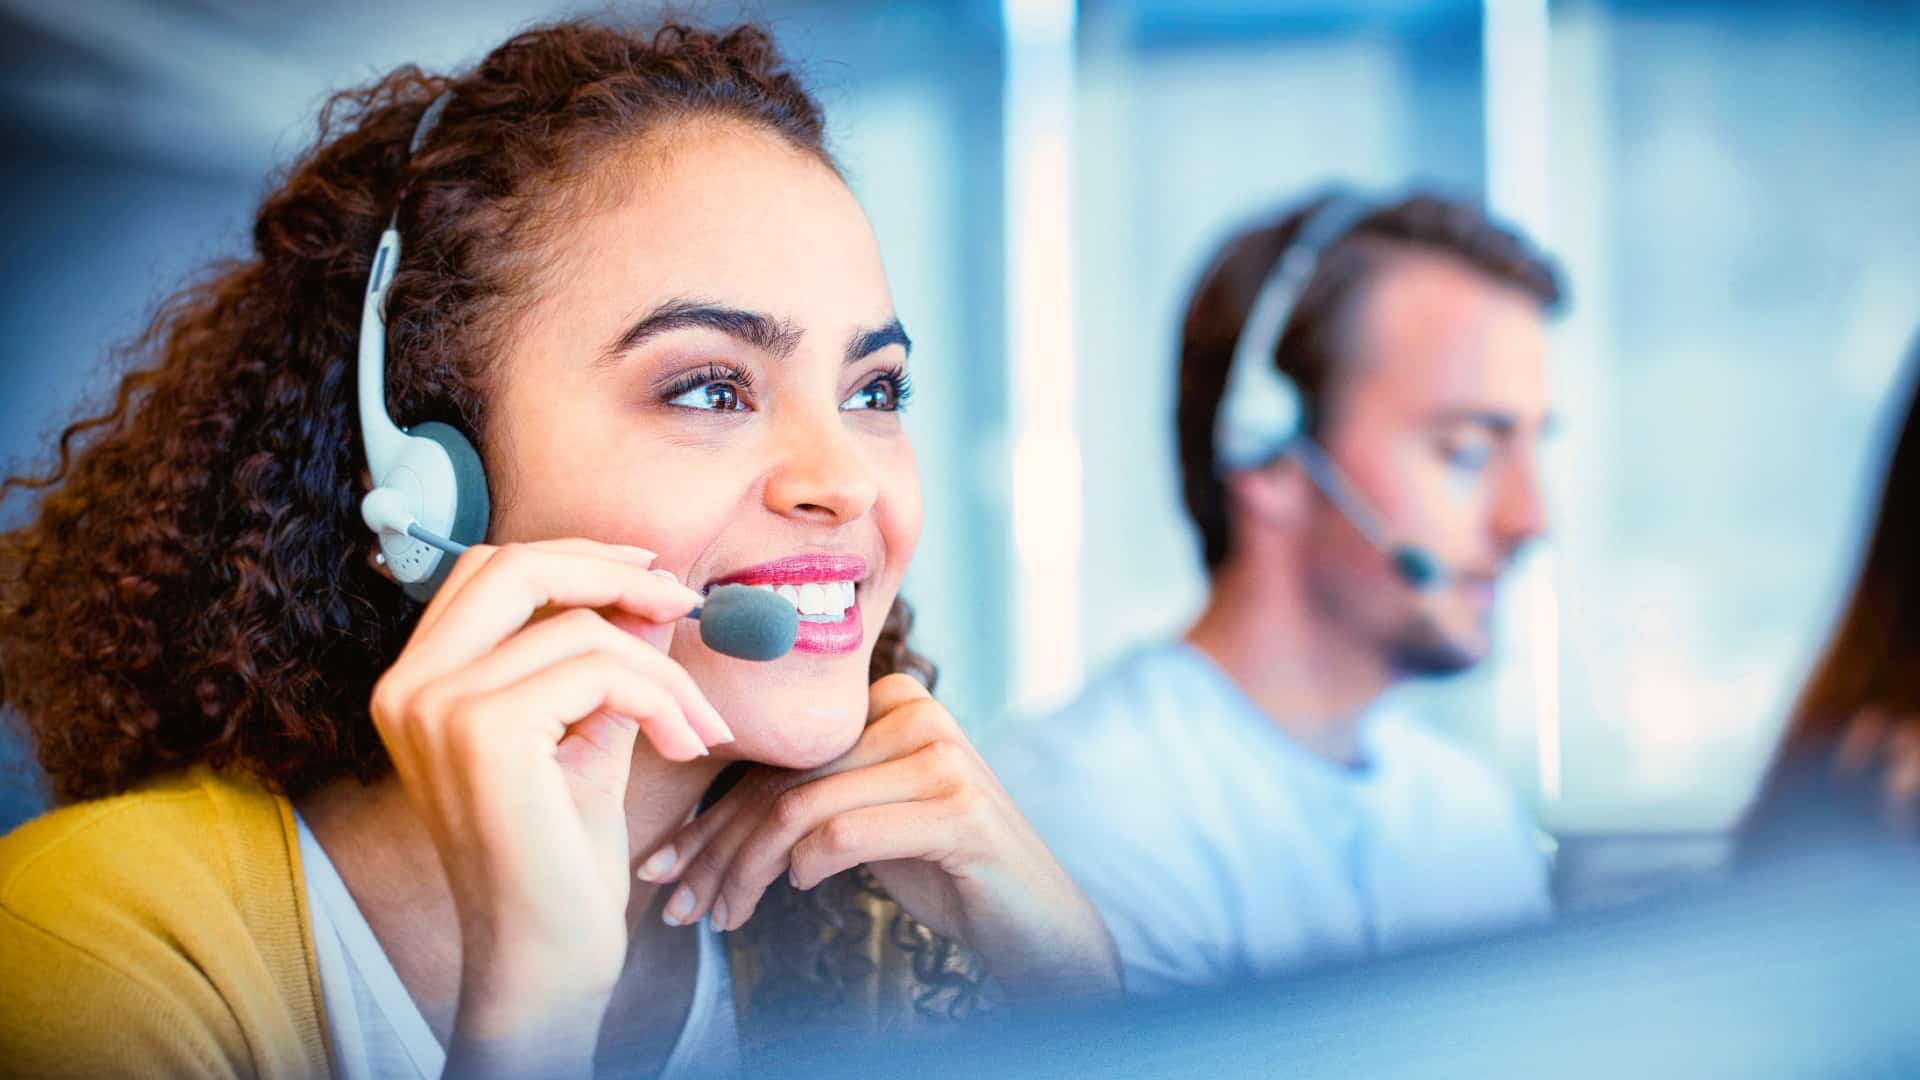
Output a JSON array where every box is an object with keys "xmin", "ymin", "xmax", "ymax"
[{"xmin": 1226, "ymin": 456, "xmax": 1311, "ymax": 531}]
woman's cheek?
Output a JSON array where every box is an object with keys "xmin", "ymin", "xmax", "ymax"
[{"xmin": 876, "ymin": 436, "xmax": 924, "ymax": 564}]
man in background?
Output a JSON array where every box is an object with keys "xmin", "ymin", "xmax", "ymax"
[{"xmin": 990, "ymin": 190, "xmax": 1566, "ymax": 994}]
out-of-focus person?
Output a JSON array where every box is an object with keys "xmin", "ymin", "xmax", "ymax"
[
  {"xmin": 990, "ymin": 189, "xmax": 1568, "ymax": 994},
  {"xmin": 1742, "ymin": 335, "xmax": 1920, "ymax": 860}
]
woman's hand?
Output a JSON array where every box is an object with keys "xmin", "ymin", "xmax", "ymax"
[
  {"xmin": 368, "ymin": 539, "xmax": 734, "ymax": 1075},
  {"xmin": 638, "ymin": 673, "xmax": 1122, "ymax": 1002}
]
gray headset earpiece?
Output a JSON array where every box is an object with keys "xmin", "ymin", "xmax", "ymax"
[
  {"xmin": 398, "ymin": 421, "xmax": 490, "ymax": 602},
  {"xmin": 1214, "ymin": 190, "xmax": 1375, "ymax": 473},
  {"xmin": 356, "ymin": 91, "xmax": 493, "ymax": 604}
]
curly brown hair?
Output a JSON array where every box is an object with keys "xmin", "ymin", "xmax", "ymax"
[{"xmin": 0, "ymin": 18, "xmax": 932, "ymax": 807}]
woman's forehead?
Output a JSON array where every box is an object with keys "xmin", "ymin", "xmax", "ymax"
[{"xmin": 545, "ymin": 124, "xmax": 886, "ymax": 311}]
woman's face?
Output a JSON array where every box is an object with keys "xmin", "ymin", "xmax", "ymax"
[{"xmin": 487, "ymin": 121, "xmax": 922, "ymax": 768}]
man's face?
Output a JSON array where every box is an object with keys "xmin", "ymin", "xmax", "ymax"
[{"xmin": 1303, "ymin": 251, "xmax": 1552, "ymax": 675}]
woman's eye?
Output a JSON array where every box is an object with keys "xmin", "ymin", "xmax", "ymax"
[
  {"xmin": 841, "ymin": 372, "xmax": 911, "ymax": 412},
  {"xmin": 841, "ymin": 380, "xmax": 896, "ymax": 412},
  {"xmin": 667, "ymin": 380, "xmax": 748, "ymax": 412}
]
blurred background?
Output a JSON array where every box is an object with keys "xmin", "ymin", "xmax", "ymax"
[{"xmin": 2, "ymin": 0, "xmax": 1917, "ymax": 907}]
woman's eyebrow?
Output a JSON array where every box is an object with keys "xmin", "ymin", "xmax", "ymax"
[
  {"xmin": 596, "ymin": 297, "xmax": 801, "ymax": 368},
  {"xmin": 846, "ymin": 318, "xmax": 911, "ymax": 364}
]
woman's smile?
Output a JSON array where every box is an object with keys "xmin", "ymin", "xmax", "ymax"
[{"xmin": 701, "ymin": 552, "xmax": 870, "ymax": 655}]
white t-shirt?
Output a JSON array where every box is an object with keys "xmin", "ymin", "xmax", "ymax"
[
  {"xmin": 297, "ymin": 815, "xmax": 740, "ymax": 1078},
  {"xmin": 986, "ymin": 641, "xmax": 1551, "ymax": 996}
]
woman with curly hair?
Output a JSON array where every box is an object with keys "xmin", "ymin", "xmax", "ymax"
[{"xmin": 0, "ymin": 18, "xmax": 1118, "ymax": 1077}]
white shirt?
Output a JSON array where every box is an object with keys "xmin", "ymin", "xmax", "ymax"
[
  {"xmin": 986, "ymin": 642, "xmax": 1551, "ymax": 996},
  {"xmin": 297, "ymin": 815, "xmax": 740, "ymax": 1078}
]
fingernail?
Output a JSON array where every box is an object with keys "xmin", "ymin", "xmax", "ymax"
[
  {"xmin": 637, "ymin": 845, "xmax": 676, "ymax": 881},
  {"xmin": 787, "ymin": 867, "xmax": 799, "ymax": 890},
  {"xmin": 613, "ymin": 544, "xmax": 657, "ymax": 563},
  {"xmin": 710, "ymin": 898, "xmax": 730, "ymax": 933},
  {"xmin": 663, "ymin": 884, "xmax": 695, "ymax": 926},
  {"xmin": 679, "ymin": 727, "xmax": 710, "ymax": 760},
  {"xmin": 708, "ymin": 706, "xmax": 735, "ymax": 745},
  {"xmin": 650, "ymin": 569, "xmax": 703, "ymax": 605}
]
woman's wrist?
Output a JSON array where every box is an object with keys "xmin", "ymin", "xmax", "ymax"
[
  {"xmin": 446, "ymin": 1026, "xmax": 597, "ymax": 1079},
  {"xmin": 449, "ymin": 977, "xmax": 610, "ymax": 1079},
  {"xmin": 449, "ymin": 940, "xmax": 617, "ymax": 1077}
]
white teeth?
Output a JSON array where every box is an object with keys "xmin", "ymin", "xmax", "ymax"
[
  {"xmin": 737, "ymin": 580, "xmax": 856, "ymax": 618},
  {"xmin": 797, "ymin": 582, "xmax": 828, "ymax": 615}
]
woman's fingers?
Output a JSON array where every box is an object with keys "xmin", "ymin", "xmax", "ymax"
[
  {"xmin": 638, "ymin": 712, "xmax": 939, "ymax": 890},
  {"xmin": 682, "ymin": 743, "xmax": 972, "ymax": 931},
  {"xmin": 634, "ymin": 766, "xmax": 770, "ymax": 886},
  {"xmin": 460, "ymin": 607, "xmax": 731, "ymax": 747},
  {"xmin": 867, "ymin": 670, "xmax": 933, "ymax": 722},
  {"xmin": 637, "ymin": 678, "xmax": 976, "ymax": 893},
  {"xmin": 554, "ymin": 707, "xmax": 647, "ymax": 798},
  {"xmin": 788, "ymin": 796, "xmax": 977, "ymax": 893},
  {"xmin": 867, "ymin": 676, "xmax": 995, "ymax": 775},
  {"xmin": 409, "ymin": 543, "xmax": 500, "ymax": 640},
  {"xmin": 411, "ymin": 538, "xmax": 652, "ymax": 639},
  {"xmin": 403, "ymin": 542, "xmax": 700, "ymax": 679},
  {"xmin": 403, "ymin": 651, "xmax": 711, "ymax": 766},
  {"xmin": 646, "ymin": 765, "xmax": 828, "ymax": 921},
  {"xmin": 649, "ymin": 772, "xmax": 793, "ymax": 925}
]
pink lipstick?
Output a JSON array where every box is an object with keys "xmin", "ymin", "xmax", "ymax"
[{"xmin": 706, "ymin": 554, "xmax": 868, "ymax": 656}]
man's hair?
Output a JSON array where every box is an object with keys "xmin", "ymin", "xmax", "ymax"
[{"xmin": 1175, "ymin": 190, "xmax": 1566, "ymax": 573}]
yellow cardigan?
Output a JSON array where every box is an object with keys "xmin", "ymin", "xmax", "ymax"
[
  {"xmin": 0, "ymin": 768, "xmax": 330, "ymax": 1077},
  {"xmin": 0, "ymin": 767, "xmax": 991, "ymax": 1076}
]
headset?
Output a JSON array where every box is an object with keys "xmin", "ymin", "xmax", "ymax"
[
  {"xmin": 356, "ymin": 92, "xmax": 491, "ymax": 602},
  {"xmin": 348, "ymin": 94, "xmax": 801, "ymax": 661},
  {"xmin": 1211, "ymin": 190, "xmax": 1447, "ymax": 589}
]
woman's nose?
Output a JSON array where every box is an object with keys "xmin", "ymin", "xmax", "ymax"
[{"xmin": 761, "ymin": 407, "xmax": 881, "ymax": 525}]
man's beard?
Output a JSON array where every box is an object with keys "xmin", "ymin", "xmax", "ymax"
[
  {"xmin": 1301, "ymin": 548, "xmax": 1493, "ymax": 679},
  {"xmin": 1384, "ymin": 604, "xmax": 1484, "ymax": 678}
]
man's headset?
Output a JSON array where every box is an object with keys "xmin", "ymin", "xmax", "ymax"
[{"xmin": 1211, "ymin": 190, "xmax": 1447, "ymax": 589}]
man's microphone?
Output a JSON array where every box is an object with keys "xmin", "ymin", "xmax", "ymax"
[{"xmin": 1289, "ymin": 440, "xmax": 1450, "ymax": 590}]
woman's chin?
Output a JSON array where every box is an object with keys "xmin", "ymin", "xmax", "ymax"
[{"xmin": 715, "ymin": 699, "xmax": 867, "ymax": 770}]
